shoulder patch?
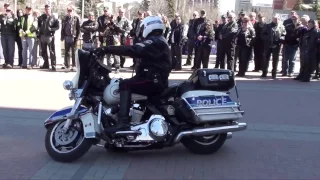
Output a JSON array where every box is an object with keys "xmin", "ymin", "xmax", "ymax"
[
  {"xmin": 144, "ymin": 40, "xmax": 153, "ymax": 44},
  {"xmin": 136, "ymin": 43, "xmax": 145, "ymax": 47}
]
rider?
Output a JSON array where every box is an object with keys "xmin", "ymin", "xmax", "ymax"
[{"xmin": 94, "ymin": 16, "xmax": 172, "ymax": 132}]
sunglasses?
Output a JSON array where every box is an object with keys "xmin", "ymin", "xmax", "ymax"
[{"xmin": 67, "ymin": 9, "xmax": 72, "ymax": 12}]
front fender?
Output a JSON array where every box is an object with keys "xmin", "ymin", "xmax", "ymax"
[{"xmin": 44, "ymin": 105, "xmax": 88, "ymax": 128}]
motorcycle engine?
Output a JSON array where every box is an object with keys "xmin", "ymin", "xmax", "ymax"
[{"xmin": 130, "ymin": 115, "xmax": 169, "ymax": 143}]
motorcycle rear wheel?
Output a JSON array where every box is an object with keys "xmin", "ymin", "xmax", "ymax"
[
  {"xmin": 45, "ymin": 120, "xmax": 94, "ymax": 162},
  {"xmin": 181, "ymin": 133, "xmax": 227, "ymax": 154}
]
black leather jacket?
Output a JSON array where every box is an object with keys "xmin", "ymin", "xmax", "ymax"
[
  {"xmin": 103, "ymin": 35, "xmax": 171, "ymax": 77},
  {"xmin": 0, "ymin": 12, "xmax": 17, "ymax": 35},
  {"xmin": 38, "ymin": 14, "xmax": 59, "ymax": 37},
  {"xmin": 80, "ymin": 19, "xmax": 98, "ymax": 42}
]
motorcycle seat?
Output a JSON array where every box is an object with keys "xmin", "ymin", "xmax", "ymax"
[{"xmin": 160, "ymin": 84, "xmax": 179, "ymax": 98}]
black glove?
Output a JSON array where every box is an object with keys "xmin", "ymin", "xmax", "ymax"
[{"xmin": 92, "ymin": 47, "xmax": 107, "ymax": 58}]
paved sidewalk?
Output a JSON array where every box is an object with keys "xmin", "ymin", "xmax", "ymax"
[{"xmin": 0, "ymin": 56, "xmax": 319, "ymax": 180}]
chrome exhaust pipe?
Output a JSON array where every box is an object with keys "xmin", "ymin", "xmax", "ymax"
[
  {"xmin": 227, "ymin": 132, "xmax": 232, "ymax": 139},
  {"xmin": 174, "ymin": 122, "xmax": 247, "ymax": 143}
]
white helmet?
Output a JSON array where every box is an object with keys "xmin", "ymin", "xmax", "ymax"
[{"xmin": 140, "ymin": 16, "xmax": 165, "ymax": 38}]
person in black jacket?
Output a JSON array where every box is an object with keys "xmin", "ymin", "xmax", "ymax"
[
  {"xmin": 191, "ymin": 9, "xmax": 206, "ymax": 69},
  {"xmin": 38, "ymin": 4, "xmax": 59, "ymax": 71},
  {"xmin": 234, "ymin": 11, "xmax": 245, "ymax": 71},
  {"xmin": 16, "ymin": 8, "xmax": 23, "ymax": 66},
  {"xmin": 61, "ymin": 6, "xmax": 80, "ymax": 71},
  {"xmin": 299, "ymin": 19, "xmax": 318, "ymax": 82},
  {"xmin": 253, "ymin": 13, "xmax": 266, "ymax": 72},
  {"xmin": 168, "ymin": 16, "xmax": 187, "ymax": 70},
  {"xmin": 0, "ymin": 4, "xmax": 17, "ymax": 68},
  {"xmin": 129, "ymin": 11, "xmax": 144, "ymax": 68},
  {"xmin": 219, "ymin": 12, "xmax": 238, "ymax": 70},
  {"xmin": 282, "ymin": 14, "xmax": 300, "ymax": 77},
  {"xmin": 94, "ymin": 16, "xmax": 171, "ymax": 133},
  {"xmin": 261, "ymin": 14, "xmax": 286, "ymax": 79},
  {"xmin": 294, "ymin": 15, "xmax": 309, "ymax": 80},
  {"xmin": 81, "ymin": 12, "xmax": 98, "ymax": 51},
  {"xmin": 235, "ymin": 16, "xmax": 255, "ymax": 77},
  {"xmin": 97, "ymin": 7, "xmax": 111, "ymax": 47},
  {"xmin": 184, "ymin": 11, "xmax": 198, "ymax": 66},
  {"xmin": 214, "ymin": 14, "xmax": 227, "ymax": 68},
  {"xmin": 281, "ymin": 11, "xmax": 298, "ymax": 73},
  {"xmin": 194, "ymin": 19, "xmax": 214, "ymax": 69}
]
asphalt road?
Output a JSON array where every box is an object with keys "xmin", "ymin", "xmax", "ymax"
[{"xmin": 1, "ymin": 59, "xmax": 320, "ymax": 180}]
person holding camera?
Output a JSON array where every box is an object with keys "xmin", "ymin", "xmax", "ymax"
[
  {"xmin": 0, "ymin": 3, "xmax": 17, "ymax": 69},
  {"xmin": 194, "ymin": 19, "xmax": 214, "ymax": 69}
]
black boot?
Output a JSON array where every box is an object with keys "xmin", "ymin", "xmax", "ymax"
[{"xmin": 104, "ymin": 91, "xmax": 131, "ymax": 133}]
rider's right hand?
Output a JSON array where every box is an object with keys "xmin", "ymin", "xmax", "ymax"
[{"xmin": 92, "ymin": 47, "xmax": 107, "ymax": 58}]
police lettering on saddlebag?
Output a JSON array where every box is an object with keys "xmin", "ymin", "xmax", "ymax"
[{"xmin": 175, "ymin": 93, "xmax": 243, "ymax": 124}]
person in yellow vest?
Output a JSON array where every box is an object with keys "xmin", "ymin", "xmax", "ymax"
[{"xmin": 19, "ymin": 5, "xmax": 38, "ymax": 69}]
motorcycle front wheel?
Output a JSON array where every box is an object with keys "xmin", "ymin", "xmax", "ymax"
[{"xmin": 45, "ymin": 119, "xmax": 94, "ymax": 162}]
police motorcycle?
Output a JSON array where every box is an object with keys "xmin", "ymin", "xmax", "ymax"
[{"xmin": 44, "ymin": 49, "xmax": 247, "ymax": 162}]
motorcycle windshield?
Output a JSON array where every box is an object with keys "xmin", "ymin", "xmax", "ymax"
[{"xmin": 73, "ymin": 49, "xmax": 112, "ymax": 89}]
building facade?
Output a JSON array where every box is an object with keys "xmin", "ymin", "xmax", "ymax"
[{"xmin": 188, "ymin": 0, "xmax": 220, "ymax": 8}]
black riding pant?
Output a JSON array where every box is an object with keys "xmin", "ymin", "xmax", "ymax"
[
  {"xmin": 253, "ymin": 39, "xmax": 264, "ymax": 71},
  {"xmin": 219, "ymin": 41, "xmax": 235, "ymax": 71}
]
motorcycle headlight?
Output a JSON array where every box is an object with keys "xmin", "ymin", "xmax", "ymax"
[{"xmin": 63, "ymin": 80, "xmax": 74, "ymax": 90}]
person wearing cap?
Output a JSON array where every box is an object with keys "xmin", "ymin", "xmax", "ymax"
[
  {"xmin": 234, "ymin": 11, "xmax": 245, "ymax": 71},
  {"xmin": 19, "ymin": 5, "xmax": 38, "ymax": 69},
  {"xmin": 61, "ymin": 6, "xmax": 80, "ymax": 71},
  {"xmin": 191, "ymin": 9, "xmax": 206, "ymax": 70},
  {"xmin": 260, "ymin": 14, "xmax": 286, "ymax": 79},
  {"xmin": 219, "ymin": 12, "xmax": 238, "ymax": 70},
  {"xmin": 80, "ymin": 12, "xmax": 98, "ymax": 51},
  {"xmin": 282, "ymin": 14, "xmax": 300, "ymax": 77},
  {"xmin": 184, "ymin": 11, "xmax": 198, "ymax": 66},
  {"xmin": 237, "ymin": 11, "xmax": 245, "ymax": 28},
  {"xmin": 214, "ymin": 14, "xmax": 227, "ymax": 68},
  {"xmin": 0, "ymin": 4, "xmax": 17, "ymax": 68},
  {"xmin": 299, "ymin": 19, "xmax": 318, "ymax": 82},
  {"xmin": 129, "ymin": 10, "xmax": 144, "ymax": 68},
  {"xmin": 253, "ymin": 13, "xmax": 266, "ymax": 72},
  {"xmin": 115, "ymin": 8, "xmax": 131, "ymax": 68}
]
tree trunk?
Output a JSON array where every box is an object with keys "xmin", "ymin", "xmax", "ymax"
[{"xmin": 166, "ymin": 0, "xmax": 176, "ymax": 18}]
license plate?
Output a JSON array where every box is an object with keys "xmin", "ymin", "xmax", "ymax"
[
  {"xmin": 208, "ymin": 74, "xmax": 219, "ymax": 81},
  {"xmin": 219, "ymin": 74, "xmax": 229, "ymax": 80},
  {"xmin": 80, "ymin": 113, "xmax": 96, "ymax": 138}
]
